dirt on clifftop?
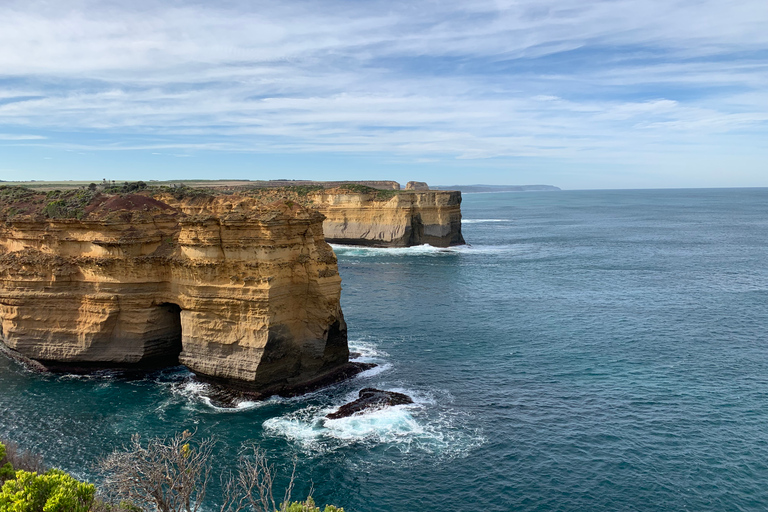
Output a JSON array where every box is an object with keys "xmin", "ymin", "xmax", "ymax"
[{"xmin": 85, "ymin": 194, "xmax": 177, "ymax": 219}]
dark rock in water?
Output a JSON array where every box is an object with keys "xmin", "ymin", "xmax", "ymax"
[{"xmin": 326, "ymin": 388, "xmax": 414, "ymax": 419}]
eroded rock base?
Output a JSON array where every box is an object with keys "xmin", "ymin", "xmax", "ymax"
[{"xmin": 195, "ymin": 362, "xmax": 377, "ymax": 407}]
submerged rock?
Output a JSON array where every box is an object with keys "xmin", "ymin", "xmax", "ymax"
[{"xmin": 326, "ymin": 388, "xmax": 414, "ymax": 419}]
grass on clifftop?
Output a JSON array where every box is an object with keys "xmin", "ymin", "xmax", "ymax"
[{"xmin": 336, "ymin": 183, "xmax": 401, "ymax": 200}]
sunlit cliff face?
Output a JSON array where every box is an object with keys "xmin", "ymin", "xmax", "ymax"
[
  {"xmin": 0, "ymin": 192, "xmax": 349, "ymax": 395},
  {"xmin": 309, "ymin": 188, "xmax": 465, "ymax": 247}
]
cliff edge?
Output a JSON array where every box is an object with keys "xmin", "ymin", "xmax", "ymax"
[{"xmin": 0, "ymin": 186, "xmax": 352, "ymax": 396}]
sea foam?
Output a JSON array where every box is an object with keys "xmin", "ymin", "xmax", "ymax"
[
  {"xmin": 330, "ymin": 244, "xmax": 457, "ymax": 257},
  {"xmin": 461, "ymin": 219, "xmax": 509, "ymax": 224}
]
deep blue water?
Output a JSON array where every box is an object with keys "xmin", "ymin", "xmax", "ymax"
[{"xmin": 3, "ymin": 188, "xmax": 768, "ymax": 511}]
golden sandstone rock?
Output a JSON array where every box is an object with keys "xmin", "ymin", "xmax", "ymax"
[
  {"xmin": 0, "ymin": 191, "xmax": 350, "ymax": 395},
  {"xmin": 309, "ymin": 188, "xmax": 465, "ymax": 247}
]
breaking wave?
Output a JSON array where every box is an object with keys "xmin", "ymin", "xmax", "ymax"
[
  {"xmin": 262, "ymin": 388, "xmax": 483, "ymax": 458},
  {"xmin": 330, "ymin": 244, "xmax": 458, "ymax": 257},
  {"xmin": 332, "ymin": 242, "xmax": 528, "ymax": 258}
]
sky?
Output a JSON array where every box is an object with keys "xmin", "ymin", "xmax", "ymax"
[{"xmin": 0, "ymin": 0, "xmax": 766, "ymax": 190}]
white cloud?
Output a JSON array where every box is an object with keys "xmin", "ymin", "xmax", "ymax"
[
  {"xmin": 0, "ymin": 0, "xmax": 765, "ymax": 175},
  {"xmin": 0, "ymin": 134, "xmax": 46, "ymax": 140}
]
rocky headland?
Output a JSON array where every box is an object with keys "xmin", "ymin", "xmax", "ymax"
[
  {"xmin": 0, "ymin": 185, "xmax": 359, "ymax": 396},
  {"xmin": 233, "ymin": 183, "xmax": 465, "ymax": 248},
  {"xmin": 308, "ymin": 187, "xmax": 464, "ymax": 248}
]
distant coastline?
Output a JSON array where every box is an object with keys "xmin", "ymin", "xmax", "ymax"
[{"xmin": 432, "ymin": 184, "xmax": 560, "ymax": 193}]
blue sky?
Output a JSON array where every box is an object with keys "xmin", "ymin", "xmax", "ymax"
[{"xmin": 0, "ymin": 0, "xmax": 766, "ymax": 189}]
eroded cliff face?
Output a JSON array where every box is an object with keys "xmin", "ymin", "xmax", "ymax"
[
  {"xmin": 0, "ymin": 191, "xmax": 350, "ymax": 395},
  {"xmin": 308, "ymin": 189, "xmax": 465, "ymax": 247}
]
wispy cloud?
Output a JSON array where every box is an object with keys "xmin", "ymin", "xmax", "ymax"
[
  {"xmin": 0, "ymin": 133, "xmax": 46, "ymax": 140},
  {"xmin": 0, "ymin": 0, "xmax": 766, "ymax": 185}
]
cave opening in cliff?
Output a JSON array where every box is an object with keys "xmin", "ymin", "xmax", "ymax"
[{"xmin": 149, "ymin": 302, "xmax": 183, "ymax": 366}]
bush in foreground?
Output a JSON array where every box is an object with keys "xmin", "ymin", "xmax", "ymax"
[
  {"xmin": 101, "ymin": 431, "xmax": 344, "ymax": 512},
  {"xmin": 1, "ymin": 441, "xmax": 95, "ymax": 512},
  {"xmin": 0, "ymin": 468, "xmax": 95, "ymax": 512},
  {"xmin": 1, "ymin": 434, "xmax": 344, "ymax": 512}
]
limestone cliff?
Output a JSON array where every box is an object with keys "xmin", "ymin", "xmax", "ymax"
[
  {"xmin": 0, "ymin": 188, "xmax": 351, "ymax": 395},
  {"xmin": 307, "ymin": 188, "xmax": 465, "ymax": 247}
]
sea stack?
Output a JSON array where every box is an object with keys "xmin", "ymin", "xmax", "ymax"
[
  {"xmin": 0, "ymin": 187, "xmax": 352, "ymax": 396},
  {"xmin": 309, "ymin": 187, "xmax": 465, "ymax": 247}
]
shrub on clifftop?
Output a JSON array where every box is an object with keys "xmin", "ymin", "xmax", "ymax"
[
  {"xmin": 0, "ymin": 469, "xmax": 95, "ymax": 512},
  {"xmin": 101, "ymin": 431, "xmax": 344, "ymax": 512},
  {"xmin": 42, "ymin": 189, "xmax": 99, "ymax": 219},
  {"xmin": 0, "ymin": 441, "xmax": 95, "ymax": 512}
]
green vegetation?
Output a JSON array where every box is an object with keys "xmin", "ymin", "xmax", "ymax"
[
  {"xmin": 153, "ymin": 185, "xmax": 213, "ymax": 201},
  {"xmin": 41, "ymin": 189, "xmax": 99, "ymax": 219},
  {"xmin": 337, "ymin": 184, "xmax": 400, "ymax": 200},
  {"xmin": 282, "ymin": 498, "xmax": 343, "ymax": 512},
  {"xmin": 280, "ymin": 185, "xmax": 324, "ymax": 196},
  {"xmin": 102, "ymin": 431, "xmax": 344, "ymax": 512},
  {"xmin": 0, "ymin": 186, "xmax": 37, "ymax": 203},
  {"xmin": 101, "ymin": 181, "xmax": 148, "ymax": 194},
  {"xmin": 0, "ymin": 469, "xmax": 95, "ymax": 512},
  {"xmin": 0, "ymin": 444, "xmax": 13, "ymax": 482},
  {"xmin": 1, "ymin": 435, "xmax": 346, "ymax": 512},
  {"xmin": 1, "ymin": 441, "xmax": 94, "ymax": 512}
]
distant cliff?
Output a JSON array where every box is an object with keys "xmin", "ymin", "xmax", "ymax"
[
  {"xmin": 0, "ymin": 186, "xmax": 353, "ymax": 395},
  {"xmin": 308, "ymin": 187, "xmax": 464, "ymax": 247}
]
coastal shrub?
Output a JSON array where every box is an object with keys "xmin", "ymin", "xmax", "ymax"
[
  {"xmin": 282, "ymin": 497, "xmax": 343, "ymax": 512},
  {"xmin": 0, "ymin": 468, "xmax": 95, "ymax": 512},
  {"xmin": 281, "ymin": 185, "xmax": 324, "ymax": 196},
  {"xmin": 102, "ymin": 181, "xmax": 148, "ymax": 194},
  {"xmin": 99, "ymin": 430, "xmax": 214, "ymax": 512},
  {"xmin": 0, "ymin": 441, "xmax": 45, "ymax": 478},
  {"xmin": 337, "ymin": 184, "xmax": 399, "ymax": 200},
  {"xmin": 42, "ymin": 189, "xmax": 99, "ymax": 219},
  {"xmin": 0, "ymin": 186, "xmax": 37, "ymax": 203},
  {"xmin": 0, "ymin": 444, "xmax": 14, "ymax": 482},
  {"xmin": 89, "ymin": 499, "xmax": 143, "ymax": 512},
  {"xmin": 220, "ymin": 444, "xmax": 343, "ymax": 512},
  {"xmin": 154, "ymin": 185, "xmax": 212, "ymax": 201},
  {"xmin": 100, "ymin": 432, "xmax": 344, "ymax": 512}
]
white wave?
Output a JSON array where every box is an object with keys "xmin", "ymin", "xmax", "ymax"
[
  {"xmin": 354, "ymin": 362, "xmax": 393, "ymax": 379},
  {"xmin": 263, "ymin": 389, "xmax": 484, "ymax": 458},
  {"xmin": 332, "ymin": 242, "xmax": 525, "ymax": 258},
  {"xmin": 348, "ymin": 339, "xmax": 388, "ymax": 360},
  {"xmin": 461, "ymin": 219, "xmax": 508, "ymax": 224},
  {"xmin": 330, "ymin": 244, "xmax": 458, "ymax": 257},
  {"xmin": 168, "ymin": 379, "xmax": 275, "ymax": 412},
  {"xmin": 56, "ymin": 370, "xmax": 120, "ymax": 381}
]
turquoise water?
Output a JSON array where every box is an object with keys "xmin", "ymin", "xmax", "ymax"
[{"xmin": 3, "ymin": 188, "xmax": 768, "ymax": 511}]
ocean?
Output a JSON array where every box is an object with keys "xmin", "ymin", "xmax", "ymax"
[{"xmin": 2, "ymin": 188, "xmax": 768, "ymax": 511}]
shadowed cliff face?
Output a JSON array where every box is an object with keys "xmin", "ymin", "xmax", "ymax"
[
  {"xmin": 0, "ymin": 191, "xmax": 350, "ymax": 395},
  {"xmin": 309, "ymin": 189, "xmax": 465, "ymax": 247}
]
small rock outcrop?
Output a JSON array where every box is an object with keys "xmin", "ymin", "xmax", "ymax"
[
  {"xmin": 405, "ymin": 181, "xmax": 429, "ymax": 191},
  {"xmin": 0, "ymin": 187, "xmax": 355, "ymax": 395},
  {"xmin": 326, "ymin": 388, "xmax": 414, "ymax": 419}
]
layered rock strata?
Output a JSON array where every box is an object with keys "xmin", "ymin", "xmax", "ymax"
[
  {"xmin": 0, "ymin": 191, "xmax": 351, "ymax": 395},
  {"xmin": 308, "ymin": 188, "xmax": 465, "ymax": 247}
]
